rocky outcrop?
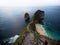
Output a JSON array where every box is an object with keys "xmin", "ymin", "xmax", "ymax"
[
  {"xmin": 24, "ymin": 13, "xmax": 30, "ymax": 22},
  {"xmin": 33, "ymin": 10, "xmax": 44, "ymax": 25}
]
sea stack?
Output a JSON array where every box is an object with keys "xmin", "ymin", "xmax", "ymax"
[
  {"xmin": 33, "ymin": 10, "xmax": 44, "ymax": 25},
  {"xmin": 24, "ymin": 13, "xmax": 30, "ymax": 23}
]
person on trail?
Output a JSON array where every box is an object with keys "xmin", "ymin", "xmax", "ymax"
[{"xmin": 44, "ymin": 40, "xmax": 48, "ymax": 45}]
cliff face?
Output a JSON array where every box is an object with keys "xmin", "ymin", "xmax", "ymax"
[{"xmin": 33, "ymin": 10, "xmax": 44, "ymax": 25}]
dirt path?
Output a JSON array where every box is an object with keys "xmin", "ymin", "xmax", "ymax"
[
  {"xmin": 22, "ymin": 23, "xmax": 35, "ymax": 45},
  {"xmin": 21, "ymin": 23, "xmax": 60, "ymax": 45},
  {"xmin": 22, "ymin": 23, "xmax": 44, "ymax": 45},
  {"xmin": 22, "ymin": 32, "xmax": 34, "ymax": 45}
]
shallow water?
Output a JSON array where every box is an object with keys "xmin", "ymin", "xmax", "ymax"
[
  {"xmin": 43, "ymin": 6, "xmax": 60, "ymax": 40},
  {"xmin": 43, "ymin": 25, "xmax": 60, "ymax": 40}
]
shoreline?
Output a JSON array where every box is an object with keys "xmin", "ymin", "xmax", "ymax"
[
  {"xmin": 35, "ymin": 24, "xmax": 56, "ymax": 40},
  {"xmin": 35, "ymin": 24, "xmax": 47, "ymax": 36}
]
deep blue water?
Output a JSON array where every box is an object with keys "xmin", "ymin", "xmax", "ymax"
[
  {"xmin": 0, "ymin": 6, "xmax": 60, "ymax": 42},
  {"xmin": 43, "ymin": 6, "xmax": 60, "ymax": 40}
]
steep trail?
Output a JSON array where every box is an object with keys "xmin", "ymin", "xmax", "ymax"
[
  {"xmin": 22, "ymin": 32, "xmax": 34, "ymax": 45},
  {"xmin": 22, "ymin": 23, "xmax": 35, "ymax": 45}
]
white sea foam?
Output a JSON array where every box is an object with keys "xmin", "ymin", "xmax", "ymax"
[
  {"xmin": 8, "ymin": 35, "xmax": 19, "ymax": 43},
  {"xmin": 3, "ymin": 35, "xmax": 19, "ymax": 43},
  {"xmin": 41, "ymin": 25, "xmax": 55, "ymax": 40},
  {"xmin": 41, "ymin": 25, "xmax": 48, "ymax": 36}
]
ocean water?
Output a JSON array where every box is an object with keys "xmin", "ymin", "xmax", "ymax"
[
  {"xmin": 43, "ymin": 25, "xmax": 60, "ymax": 40},
  {"xmin": 0, "ymin": 10, "xmax": 27, "ymax": 40},
  {"xmin": 0, "ymin": 6, "xmax": 60, "ymax": 43},
  {"xmin": 42, "ymin": 6, "xmax": 60, "ymax": 40},
  {"xmin": 0, "ymin": 8, "xmax": 33, "ymax": 43}
]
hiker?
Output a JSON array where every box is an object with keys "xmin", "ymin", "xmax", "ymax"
[{"xmin": 43, "ymin": 40, "xmax": 48, "ymax": 45}]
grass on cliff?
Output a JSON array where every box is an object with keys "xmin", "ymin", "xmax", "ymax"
[{"xmin": 13, "ymin": 26, "xmax": 27, "ymax": 45}]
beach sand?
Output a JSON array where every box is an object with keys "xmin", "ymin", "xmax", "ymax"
[{"xmin": 35, "ymin": 24, "xmax": 47, "ymax": 36}]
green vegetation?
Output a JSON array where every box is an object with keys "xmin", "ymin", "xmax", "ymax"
[
  {"xmin": 29, "ymin": 22, "xmax": 35, "ymax": 32},
  {"xmin": 13, "ymin": 26, "xmax": 27, "ymax": 45}
]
